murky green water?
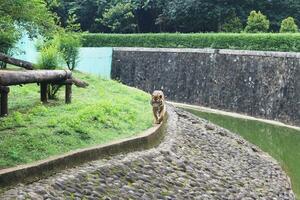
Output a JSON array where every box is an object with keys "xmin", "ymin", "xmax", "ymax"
[{"xmin": 185, "ymin": 108, "xmax": 300, "ymax": 199}]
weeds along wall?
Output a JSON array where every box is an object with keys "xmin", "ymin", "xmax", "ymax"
[{"xmin": 111, "ymin": 48, "xmax": 300, "ymax": 126}]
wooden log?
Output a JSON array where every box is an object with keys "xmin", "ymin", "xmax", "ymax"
[
  {"xmin": 53, "ymin": 78, "xmax": 89, "ymax": 88},
  {"xmin": 0, "ymin": 53, "xmax": 34, "ymax": 70},
  {"xmin": 0, "ymin": 86, "xmax": 9, "ymax": 117},
  {"xmin": 40, "ymin": 83, "xmax": 48, "ymax": 103},
  {"xmin": 70, "ymin": 78, "xmax": 89, "ymax": 88},
  {"xmin": 0, "ymin": 54, "xmax": 88, "ymax": 88},
  {"xmin": 0, "ymin": 70, "xmax": 72, "ymax": 86},
  {"xmin": 65, "ymin": 81, "xmax": 72, "ymax": 104}
]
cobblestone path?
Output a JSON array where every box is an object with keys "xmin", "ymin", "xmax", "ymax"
[{"xmin": 0, "ymin": 106, "xmax": 295, "ymax": 200}]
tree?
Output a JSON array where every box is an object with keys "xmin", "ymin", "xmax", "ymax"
[
  {"xmin": 101, "ymin": 2, "xmax": 137, "ymax": 33},
  {"xmin": 66, "ymin": 13, "xmax": 81, "ymax": 32},
  {"xmin": 280, "ymin": 17, "xmax": 298, "ymax": 33},
  {"xmin": 0, "ymin": 0, "xmax": 56, "ymax": 69},
  {"xmin": 44, "ymin": 0, "xmax": 300, "ymax": 33},
  {"xmin": 57, "ymin": 33, "xmax": 81, "ymax": 70},
  {"xmin": 221, "ymin": 17, "xmax": 243, "ymax": 33},
  {"xmin": 245, "ymin": 11, "xmax": 270, "ymax": 33},
  {"xmin": 0, "ymin": 16, "xmax": 17, "ymax": 68},
  {"xmin": 0, "ymin": 0, "xmax": 56, "ymax": 37}
]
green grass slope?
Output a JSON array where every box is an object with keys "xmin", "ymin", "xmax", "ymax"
[{"xmin": 0, "ymin": 72, "xmax": 152, "ymax": 169}]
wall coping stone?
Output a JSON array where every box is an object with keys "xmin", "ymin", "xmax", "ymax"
[{"xmin": 113, "ymin": 47, "xmax": 300, "ymax": 58}]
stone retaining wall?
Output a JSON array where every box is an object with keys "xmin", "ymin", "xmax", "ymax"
[{"xmin": 112, "ymin": 48, "xmax": 300, "ymax": 126}]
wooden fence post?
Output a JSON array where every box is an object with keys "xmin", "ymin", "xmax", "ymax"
[
  {"xmin": 65, "ymin": 81, "xmax": 72, "ymax": 104},
  {"xmin": 40, "ymin": 83, "xmax": 48, "ymax": 103},
  {"xmin": 0, "ymin": 86, "xmax": 10, "ymax": 117}
]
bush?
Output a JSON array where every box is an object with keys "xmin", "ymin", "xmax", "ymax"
[
  {"xmin": 37, "ymin": 41, "xmax": 62, "ymax": 99},
  {"xmin": 82, "ymin": 33, "xmax": 300, "ymax": 52},
  {"xmin": 37, "ymin": 44, "xmax": 59, "ymax": 70},
  {"xmin": 57, "ymin": 33, "xmax": 81, "ymax": 70},
  {"xmin": 245, "ymin": 11, "xmax": 270, "ymax": 33},
  {"xmin": 221, "ymin": 17, "xmax": 243, "ymax": 33},
  {"xmin": 280, "ymin": 17, "xmax": 298, "ymax": 33}
]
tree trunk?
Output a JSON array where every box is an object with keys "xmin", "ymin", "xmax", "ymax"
[
  {"xmin": 0, "ymin": 70, "xmax": 72, "ymax": 86},
  {"xmin": 0, "ymin": 53, "xmax": 34, "ymax": 70}
]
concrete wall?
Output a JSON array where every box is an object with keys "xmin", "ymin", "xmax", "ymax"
[{"xmin": 111, "ymin": 48, "xmax": 300, "ymax": 126}]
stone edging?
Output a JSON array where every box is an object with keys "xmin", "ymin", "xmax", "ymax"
[
  {"xmin": 0, "ymin": 112, "xmax": 168, "ymax": 188},
  {"xmin": 169, "ymin": 101, "xmax": 300, "ymax": 131}
]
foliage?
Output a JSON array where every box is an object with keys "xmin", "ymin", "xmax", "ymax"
[
  {"xmin": 82, "ymin": 33, "xmax": 300, "ymax": 52},
  {"xmin": 37, "ymin": 44, "xmax": 60, "ymax": 70},
  {"xmin": 37, "ymin": 41, "xmax": 61, "ymax": 99},
  {"xmin": 47, "ymin": 0, "xmax": 300, "ymax": 33},
  {"xmin": 0, "ymin": 16, "xmax": 19, "ymax": 53},
  {"xmin": 0, "ymin": 0, "xmax": 56, "ymax": 37},
  {"xmin": 0, "ymin": 16, "xmax": 18, "ymax": 68},
  {"xmin": 0, "ymin": 0, "xmax": 56, "ymax": 69},
  {"xmin": 221, "ymin": 17, "xmax": 243, "ymax": 33},
  {"xmin": 66, "ymin": 14, "xmax": 82, "ymax": 32},
  {"xmin": 0, "ymin": 72, "xmax": 152, "ymax": 169},
  {"xmin": 244, "ymin": 11, "xmax": 270, "ymax": 33},
  {"xmin": 280, "ymin": 17, "xmax": 299, "ymax": 33},
  {"xmin": 57, "ymin": 33, "xmax": 81, "ymax": 70},
  {"xmin": 101, "ymin": 2, "xmax": 137, "ymax": 33}
]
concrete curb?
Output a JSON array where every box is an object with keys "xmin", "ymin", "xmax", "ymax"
[
  {"xmin": 169, "ymin": 101, "xmax": 300, "ymax": 131},
  {"xmin": 0, "ymin": 111, "xmax": 168, "ymax": 188}
]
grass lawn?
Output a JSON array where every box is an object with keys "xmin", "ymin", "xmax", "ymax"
[
  {"xmin": 185, "ymin": 108, "xmax": 300, "ymax": 199},
  {"xmin": 0, "ymin": 71, "xmax": 152, "ymax": 169}
]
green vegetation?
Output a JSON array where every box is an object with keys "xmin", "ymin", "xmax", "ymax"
[
  {"xmin": 221, "ymin": 17, "xmax": 243, "ymax": 33},
  {"xmin": 56, "ymin": 33, "xmax": 81, "ymax": 70},
  {"xmin": 0, "ymin": 0, "xmax": 56, "ymax": 55},
  {"xmin": 82, "ymin": 33, "xmax": 300, "ymax": 52},
  {"xmin": 244, "ymin": 11, "xmax": 270, "ymax": 33},
  {"xmin": 37, "ymin": 44, "xmax": 60, "ymax": 70},
  {"xmin": 280, "ymin": 17, "xmax": 299, "ymax": 33},
  {"xmin": 101, "ymin": 2, "xmax": 136, "ymax": 33},
  {"xmin": 185, "ymin": 108, "xmax": 300, "ymax": 199},
  {"xmin": 0, "ymin": 72, "xmax": 152, "ymax": 169},
  {"xmin": 48, "ymin": 0, "xmax": 300, "ymax": 33}
]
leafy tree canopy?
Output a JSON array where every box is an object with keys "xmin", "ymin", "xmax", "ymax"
[
  {"xmin": 280, "ymin": 17, "xmax": 299, "ymax": 33},
  {"xmin": 0, "ymin": 0, "xmax": 56, "ymax": 37},
  {"xmin": 244, "ymin": 11, "xmax": 270, "ymax": 33}
]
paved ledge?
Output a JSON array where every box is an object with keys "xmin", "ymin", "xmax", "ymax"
[
  {"xmin": 113, "ymin": 47, "xmax": 300, "ymax": 58},
  {"xmin": 0, "ymin": 111, "xmax": 167, "ymax": 188},
  {"xmin": 169, "ymin": 101, "xmax": 300, "ymax": 131}
]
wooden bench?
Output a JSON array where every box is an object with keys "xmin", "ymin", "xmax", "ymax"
[{"xmin": 0, "ymin": 70, "xmax": 73, "ymax": 117}]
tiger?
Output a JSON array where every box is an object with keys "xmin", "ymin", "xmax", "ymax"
[{"xmin": 150, "ymin": 90, "xmax": 166, "ymax": 124}]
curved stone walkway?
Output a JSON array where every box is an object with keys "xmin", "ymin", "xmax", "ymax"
[{"xmin": 0, "ymin": 106, "xmax": 295, "ymax": 200}]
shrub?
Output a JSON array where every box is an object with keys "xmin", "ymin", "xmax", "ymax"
[
  {"xmin": 57, "ymin": 33, "xmax": 81, "ymax": 70},
  {"xmin": 245, "ymin": 11, "xmax": 270, "ymax": 33},
  {"xmin": 37, "ymin": 44, "xmax": 59, "ymax": 70},
  {"xmin": 37, "ymin": 43, "xmax": 62, "ymax": 99},
  {"xmin": 221, "ymin": 17, "xmax": 243, "ymax": 33},
  {"xmin": 280, "ymin": 17, "xmax": 298, "ymax": 33},
  {"xmin": 82, "ymin": 33, "xmax": 300, "ymax": 52}
]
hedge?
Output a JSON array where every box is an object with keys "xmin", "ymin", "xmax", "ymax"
[{"xmin": 82, "ymin": 33, "xmax": 300, "ymax": 52}]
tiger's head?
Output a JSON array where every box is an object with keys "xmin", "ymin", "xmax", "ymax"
[{"xmin": 151, "ymin": 90, "xmax": 165, "ymax": 107}]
